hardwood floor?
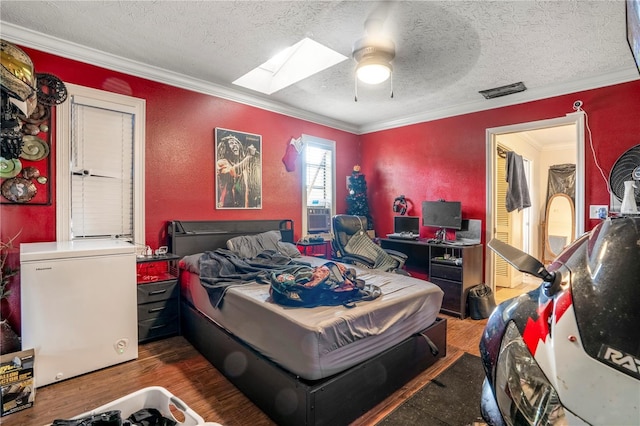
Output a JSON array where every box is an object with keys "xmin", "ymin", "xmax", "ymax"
[
  {"xmin": 5, "ymin": 314, "xmax": 488, "ymax": 426},
  {"xmin": 495, "ymin": 275, "xmax": 540, "ymax": 304}
]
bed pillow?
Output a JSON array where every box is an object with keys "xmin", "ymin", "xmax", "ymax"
[
  {"xmin": 278, "ymin": 241, "xmax": 302, "ymax": 258},
  {"xmin": 227, "ymin": 230, "xmax": 301, "ymax": 258},
  {"xmin": 179, "ymin": 253, "xmax": 202, "ymax": 274}
]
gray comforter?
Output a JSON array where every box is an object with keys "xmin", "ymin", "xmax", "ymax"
[{"xmin": 199, "ymin": 248, "xmax": 311, "ymax": 307}]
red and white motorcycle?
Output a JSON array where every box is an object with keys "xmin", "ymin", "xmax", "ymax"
[{"xmin": 480, "ymin": 216, "xmax": 640, "ymax": 425}]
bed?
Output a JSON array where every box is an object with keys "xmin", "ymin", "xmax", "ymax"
[{"xmin": 169, "ymin": 219, "xmax": 447, "ymax": 426}]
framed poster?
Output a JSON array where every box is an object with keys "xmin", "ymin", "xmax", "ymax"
[{"xmin": 215, "ymin": 127, "xmax": 262, "ymax": 209}]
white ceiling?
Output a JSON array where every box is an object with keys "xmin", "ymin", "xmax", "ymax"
[
  {"xmin": 499, "ymin": 124, "xmax": 578, "ymax": 153},
  {"xmin": 1, "ymin": 1, "xmax": 638, "ymax": 134}
]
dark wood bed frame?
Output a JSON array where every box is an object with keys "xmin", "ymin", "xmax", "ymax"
[{"xmin": 168, "ymin": 219, "xmax": 447, "ymax": 426}]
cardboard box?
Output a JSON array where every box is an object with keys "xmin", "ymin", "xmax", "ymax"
[{"xmin": 1, "ymin": 349, "xmax": 35, "ymax": 417}]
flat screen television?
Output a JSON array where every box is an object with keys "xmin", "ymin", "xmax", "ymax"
[
  {"xmin": 628, "ymin": 0, "xmax": 640, "ymax": 76},
  {"xmin": 394, "ymin": 216, "xmax": 419, "ymax": 234},
  {"xmin": 421, "ymin": 201, "xmax": 463, "ymax": 230}
]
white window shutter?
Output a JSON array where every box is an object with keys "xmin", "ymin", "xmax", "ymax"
[{"xmin": 71, "ymin": 103, "xmax": 134, "ymax": 238}]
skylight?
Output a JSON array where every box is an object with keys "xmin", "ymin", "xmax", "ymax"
[{"xmin": 232, "ymin": 38, "xmax": 347, "ymax": 95}]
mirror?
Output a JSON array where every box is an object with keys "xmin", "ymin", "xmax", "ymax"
[{"xmin": 544, "ymin": 193, "xmax": 575, "ymax": 262}]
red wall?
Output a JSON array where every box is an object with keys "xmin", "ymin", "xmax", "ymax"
[
  {"xmin": 1, "ymin": 44, "xmax": 639, "ymax": 334},
  {"xmin": 361, "ymin": 80, "xmax": 640, "ymax": 239},
  {"xmin": 0, "ymin": 46, "xmax": 361, "ymax": 331}
]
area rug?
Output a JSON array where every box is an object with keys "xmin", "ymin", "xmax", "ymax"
[{"xmin": 377, "ymin": 352, "xmax": 486, "ymax": 426}]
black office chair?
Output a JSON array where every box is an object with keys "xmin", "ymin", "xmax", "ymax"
[{"xmin": 332, "ymin": 215, "xmax": 409, "ymax": 274}]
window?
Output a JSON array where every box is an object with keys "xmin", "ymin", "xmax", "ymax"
[
  {"xmin": 305, "ymin": 145, "xmax": 332, "ymax": 207},
  {"xmin": 301, "ymin": 135, "xmax": 335, "ymax": 235},
  {"xmin": 56, "ymin": 83, "xmax": 145, "ymax": 243}
]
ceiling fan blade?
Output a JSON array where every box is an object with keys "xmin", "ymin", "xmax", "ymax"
[
  {"xmin": 488, "ymin": 238, "xmax": 554, "ymax": 282},
  {"xmin": 366, "ymin": 2, "xmax": 393, "ymax": 23},
  {"xmin": 364, "ymin": 1, "xmax": 398, "ymax": 35},
  {"xmin": 355, "ymin": 2, "xmax": 397, "ymax": 60}
]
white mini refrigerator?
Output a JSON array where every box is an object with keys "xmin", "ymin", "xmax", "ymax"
[{"xmin": 20, "ymin": 240, "xmax": 138, "ymax": 387}]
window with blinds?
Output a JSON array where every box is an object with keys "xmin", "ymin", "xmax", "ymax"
[
  {"xmin": 305, "ymin": 144, "xmax": 333, "ymax": 207},
  {"xmin": 56, "ymin": 83, "xmax": 145, "ymax": 244},
  {"xmin": 301, "ymin": 135, "xmax": 335, "ymax": 235},
  {"xmin": 71, "ymin": 104, "xmax": 134, "ymax": 238}
]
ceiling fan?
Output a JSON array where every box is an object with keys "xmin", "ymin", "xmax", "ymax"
[{"xmin": 352, "ymin": 5, "xmax": 396, "ymax": 101}]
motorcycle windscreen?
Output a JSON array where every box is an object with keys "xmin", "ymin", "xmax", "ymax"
[{"xmin": 570, "ymin": 217, "xmax": 640, "ymax": 379}]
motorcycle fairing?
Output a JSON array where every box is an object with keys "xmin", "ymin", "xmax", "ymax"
[
  {"xmin": 571, "ymin": 218, "xmax": 640, "ymax": 373},
  {"xmin": 480, "ymin": 285, "xmax": 542, "ymax": 386},
  {"xmin": 481, "ymin": 217, "xmax": 640, "ymax": 425},
  {"xmin": 530, "ymin": 286, "xmax": 639, "ymax": 425}
]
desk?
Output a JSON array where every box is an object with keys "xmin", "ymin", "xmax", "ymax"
[
  {"xmin": 380, "ymin": 238, "xmax": 483, "ymax": 318},
  {"xmin": 297, "ymin": 240, "xmax": 330, "ymax": 259}
]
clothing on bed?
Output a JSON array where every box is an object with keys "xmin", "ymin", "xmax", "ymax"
[
  {"xmin": 180, "ymin": 254, "xmax": 444, "ymax": 380},
  {"xmin": 200, "ymin": 248, "xmax": 380, "ymax": 309},
  {"xmin": 270, "ymin": 261, "xmax": 381, "ymax": 308},
  {"xmin": 226, "ymin": 230, "xmax": 300, "ymax": 258},
  {"xmin": 199, "ymin": 248, "xmax": 311, "ymax": 307}
]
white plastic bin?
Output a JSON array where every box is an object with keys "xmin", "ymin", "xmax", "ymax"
[{"xmin": 73, "ymin": 386, "xmax": 221, "ymax": 425}]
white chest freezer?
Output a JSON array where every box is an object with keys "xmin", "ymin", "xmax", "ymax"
[{"xmin": 20, "ymin": 240, "xmax": 138, "ymax": 387}]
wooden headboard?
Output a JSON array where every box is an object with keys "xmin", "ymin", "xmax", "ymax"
[{"xmin": 168, "ymin": 219, "xmax": 294, "ymax": 257}]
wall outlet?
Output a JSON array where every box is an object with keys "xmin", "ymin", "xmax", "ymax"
[{"xmin": 589, "ymin": 205, "xmax": 608, "ymax": 219}]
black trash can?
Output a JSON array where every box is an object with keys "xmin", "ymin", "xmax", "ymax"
[{"xmin": 468, "ymin": 284, "xmax": 497, "ymax": 320}]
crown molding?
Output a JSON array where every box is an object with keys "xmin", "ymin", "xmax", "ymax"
[
  {"xmin": 360, "ymin": 68, "xmax": 639, "ymax": 134},
  {"xmin": 2, "ymin": 21, "xmax": 637, "ymax": 136},
  {"xmin": 514, "ymin": 132, "xmax": 575, "ymax": 152},
  {"xmin": 0, "ymin": 22, "xmax": 360, "ymax": 134}
]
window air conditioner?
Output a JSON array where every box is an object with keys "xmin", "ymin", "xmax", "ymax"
[{"xmin": 307, "ymin": 208, "xmax": 331, "ymax": 233}]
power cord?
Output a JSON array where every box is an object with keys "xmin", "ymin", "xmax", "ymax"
[{"xmin": 576, "ymin": 101, "xmax": 612, "ymax": 198}]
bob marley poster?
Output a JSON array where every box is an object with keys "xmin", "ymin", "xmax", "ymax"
[{"xmin": 215, "ymin": 128, "xmax": 262, "ymax": 209}]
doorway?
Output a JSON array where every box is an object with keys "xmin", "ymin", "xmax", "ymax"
[{"xmin": 485, "ymin": 113, "xmax": 585, "ymax": 293}]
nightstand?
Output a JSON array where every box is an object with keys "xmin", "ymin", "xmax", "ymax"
[
  {"xmin": 297, "ymin": 240, "xmax": 330, "ymax": 259},
  {"xmin": 136, "ymin": 253, "xmax": 181, "ymax": 342}
]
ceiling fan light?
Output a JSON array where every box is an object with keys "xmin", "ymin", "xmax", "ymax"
[{"xmin": 356, "ymin": 60, "xmax": 392, "ymax": 85}]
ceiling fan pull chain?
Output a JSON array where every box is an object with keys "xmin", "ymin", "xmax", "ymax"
[
  {"xmin": 390, "ymin": 72, "xmax": 394, "ymax": 99},
  {"xmin": 354, "ymin": 74, "xmax": 358, "ymax": 102}
]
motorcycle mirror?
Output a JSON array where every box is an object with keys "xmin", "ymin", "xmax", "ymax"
[{"xmin": 487, "ymin": 238, "xmax": 555, "ymax": 283}]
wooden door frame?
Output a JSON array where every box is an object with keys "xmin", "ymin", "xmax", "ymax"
[{"xmin": 484, "ymin": 112, "xmax": 585, "ymax": 290}]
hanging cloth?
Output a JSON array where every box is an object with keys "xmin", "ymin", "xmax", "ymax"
[
  {"xmin": 505, "ymin": 151, "xmax": 532, "ymax": 213},
  {"xmin": 546, "ymin": 163, "xmax": 576, "ymax": 202}
]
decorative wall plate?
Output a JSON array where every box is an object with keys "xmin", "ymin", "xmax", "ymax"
[
  {"xmin": 17, "ymin": 102, "xmax": 50, "ymax": 125},
  {"xmin": 36, "ymin": 73, "xmax": 68, "ymax": 106},
  {"xmin": 20, "ymin": 135, "xmax": 49, "ymax": 161},
  {"xmin": 1, "ymin": 177, "xmax": 37, "ymax": 203},
  {"xmin": 0, "ymin": 40, "xmax": 36, "ymax": 102},
  {"xmin": 0, "ymin": 157, "xmax": 22, "ymax": 178},
  {"xmin": 22, "ymin": 123, "xmax": 41, "ymax": 135},
  {"xmin": 22, "ymin": 166, "xmax": 41, "ymax": 179}
]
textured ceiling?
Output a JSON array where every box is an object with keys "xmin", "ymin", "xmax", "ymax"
[{"xmin": 1, "ymin": 1, "xmax": 638, "ymax": 133}]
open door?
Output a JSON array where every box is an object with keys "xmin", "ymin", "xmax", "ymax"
[
  {"xmin": 494, "ymin": 145, "xmax": 528, "ymax": 288},
  {"xmin": 494, "ymin": 147, "xmax": 512, "ymax": 287},
  {"xmin": 485, "ymin": 113, "xmax": 585, "ymax": 290}
]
